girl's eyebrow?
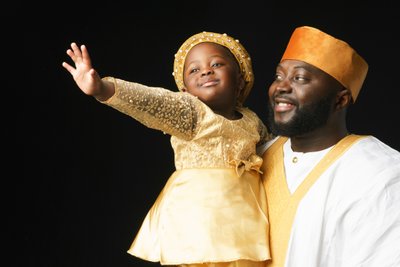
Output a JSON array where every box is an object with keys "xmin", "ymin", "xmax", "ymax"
[{"xmin": 185, "ymin": 54, "xmax": 225, "ymax": 66}]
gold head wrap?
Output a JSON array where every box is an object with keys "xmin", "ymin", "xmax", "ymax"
[
  {"xmin": 281, "ymin": 26, "xmax": 368, "ymax": 102},
  {"xmin": 172, "ymin": 31, "xmax": 254, "ymax": 105}
]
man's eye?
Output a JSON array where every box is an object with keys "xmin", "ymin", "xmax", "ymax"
[
  {"xmin": 274, "ymin": 74, "xmax": 283, "ymax": 81},
  {"xmin": 294, "ymin": 76, "xmax": 307, "ymax": 82}
]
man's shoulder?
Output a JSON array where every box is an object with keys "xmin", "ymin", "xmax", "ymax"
[{"xmin": 355, "ymin": 135, "xmax": 400, "ymax": 155}]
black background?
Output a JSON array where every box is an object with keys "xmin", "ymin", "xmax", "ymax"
[{"xmin": 10, "ymin": 1, "xmax": 399, "ymax": 266}]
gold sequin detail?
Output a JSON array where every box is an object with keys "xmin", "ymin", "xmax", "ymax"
[
  {"xmin": 102, "ymin": 77, "xmax": 197, "ymax": 137},
  {"xmin": 100, "ymin": 77, "xmax": 270, "ymax": 170}
]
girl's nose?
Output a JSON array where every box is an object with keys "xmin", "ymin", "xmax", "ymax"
[{"xmin": 201, "ymin": 67, "xmax": 213, "ymax": 76}]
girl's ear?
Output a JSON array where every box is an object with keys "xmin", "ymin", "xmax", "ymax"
[
  {"xmin": 181, "ymin": 87, "xmax": 187, "ymax": 92},
  {"xmin": 237, "ymin": 76, "xmax": 246, "ymax": 98}
]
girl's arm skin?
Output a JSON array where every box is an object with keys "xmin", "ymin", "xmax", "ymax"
[{"xmin": 62, "ymin": 42, "xmax": 115, "ymax": 101}]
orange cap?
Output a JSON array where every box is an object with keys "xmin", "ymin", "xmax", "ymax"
[{"xmin": 281, "ymin": 26, "xmax": 368, "ymax": 102}]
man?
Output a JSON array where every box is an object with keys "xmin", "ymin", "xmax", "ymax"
[{"xmin": 260, "ymin": 26, "xmax": 400, "ymax": 267}]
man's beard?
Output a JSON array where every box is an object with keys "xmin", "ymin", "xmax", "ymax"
[{"xmin": 267, "ymin": 94, "xmax": 334, "ymax": 137}]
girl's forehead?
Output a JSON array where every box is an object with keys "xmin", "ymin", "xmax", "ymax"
[{"xmin": 185, "ymin": 43, "xmax": 234, "ymax": 61}]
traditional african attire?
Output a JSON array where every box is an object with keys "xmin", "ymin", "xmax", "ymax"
[
  {"xmin": 281, "ymin": 26, "xmax": 368, "ymax": 102},
  {"xmin": 100, "ymin": 77, "xmax": 271, "ymax": 266},
  {"xmin": 260, "ymin": 135, "xmax": 400, "ymax": 267}
]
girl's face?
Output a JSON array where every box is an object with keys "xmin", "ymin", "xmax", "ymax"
[{"xmin": 182, "ymin": 42, "xmax": 244, "ymax": 117}]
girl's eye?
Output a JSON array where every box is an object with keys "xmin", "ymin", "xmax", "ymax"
[
  {"xmin": 189, "ymin": 68, "xmax": 199, "ymax": 74},
  {"xmin": 212, "ymin": 62, "xmax": 222, "ymax": 67}
]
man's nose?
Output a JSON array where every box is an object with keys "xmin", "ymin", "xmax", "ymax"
[{"xmin": 275, "ymin": 79, "xmax": 292, "ymax": 93}]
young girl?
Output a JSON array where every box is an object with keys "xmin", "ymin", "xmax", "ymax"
[{"xmin": 62, "ymin": 31, "xmax": 271, "ymax": 267}]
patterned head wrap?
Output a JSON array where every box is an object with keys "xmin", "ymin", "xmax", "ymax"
[
  {"xmin": 281, "ymin": 26, "xmax": 368, "ymax": 102},
  {"xmin": 172, "ymin": 31, "xmax": 254, "ymax": 105}
]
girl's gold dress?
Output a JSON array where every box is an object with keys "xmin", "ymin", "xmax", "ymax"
[{"xmin": 101, "ymin": 77, "xmax": 271, "ymax": 266}]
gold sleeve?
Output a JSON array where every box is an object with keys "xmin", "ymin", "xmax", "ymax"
[{"xmin": 100, "ymin": 77, "xmax": 200, "ymax": 139}]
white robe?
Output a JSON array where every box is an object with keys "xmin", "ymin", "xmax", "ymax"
[{"xmin": 260, "ymin": 135, "xmax": 400, "ymax": 267}]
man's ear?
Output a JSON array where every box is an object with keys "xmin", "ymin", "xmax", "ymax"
[{"xmin": 336, "ymin": 88, "xmax": 352, "ymax": 110}]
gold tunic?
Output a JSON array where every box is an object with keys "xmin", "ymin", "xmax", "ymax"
[{"xmin": 101, "ymin": 77, "xmax": 271, "ymax": 265}]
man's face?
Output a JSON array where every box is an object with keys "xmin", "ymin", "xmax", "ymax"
[{"xmin": 267, "ymin": 59, "xmax": 342, "ymax": 137}]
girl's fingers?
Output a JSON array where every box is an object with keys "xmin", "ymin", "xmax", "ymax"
[
  {"xmin": 80, "ymin": 45, "xmax": 92, "ymax": 65},
  {"xmin": 70, "ymin": 42, "xmax": 82, "ymax": 56},
  {"xmin": 61, "ymin": 62, "xmax": 75, "ymax": 74},
  {"xmin": 66, "ymin": 49, "xmax": 76, "ymax": 61}
]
